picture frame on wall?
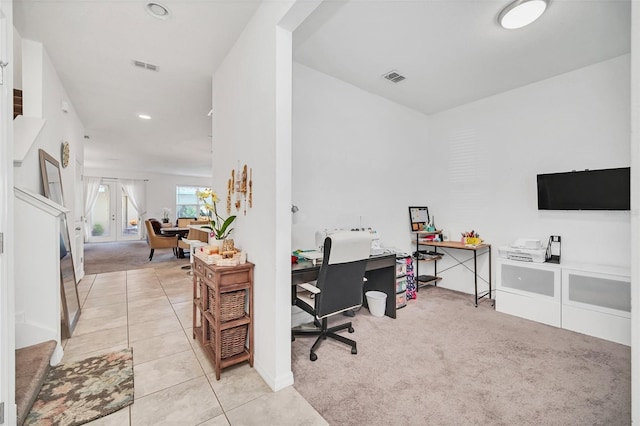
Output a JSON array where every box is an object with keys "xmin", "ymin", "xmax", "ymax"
[{"xmin": 408, "ymin": 206, "xmax": 429, "ymax": 231}]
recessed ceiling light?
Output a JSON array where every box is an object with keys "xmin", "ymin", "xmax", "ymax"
[
  {"xmin": 138, "ymin": 114, "xmax": 151, "ymax": 120},
  {"xmin": 145, "ymin": 2, "xmax": 170, "ymax": 20},
  {"xmin": 498, "ymin": 0, "xmax": 548, "ymax": 29}
]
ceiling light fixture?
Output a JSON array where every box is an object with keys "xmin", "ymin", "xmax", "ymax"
[
  {"xmin": 145, "ymin": 2, "xmax": 170, "ymax": 20},
  {"xmin": 138, "ymin": 114, "xmax": 151, "ymax": 120},
  {"xmin": 498, "ymin": 0, "xmax": 548, "ymax": 29}
]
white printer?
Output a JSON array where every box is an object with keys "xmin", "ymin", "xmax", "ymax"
[{"xmin": 498, "ymin": 238, "xmax": 547, "ymax": 263}]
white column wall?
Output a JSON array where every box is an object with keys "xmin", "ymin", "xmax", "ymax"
[
  {"xmin": 630, "ymin": 1, "xmax": 639, "ymax": 423},
  {"xmin": 1, "ymin": 2, "xmax": 15, "ymax": 423},
  {"xmin": 212, "ymin": 0, "xmax": 296, "ymax": 391}
]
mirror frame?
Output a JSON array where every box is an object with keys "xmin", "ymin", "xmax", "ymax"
[{"xmin": 39, "ymin": 149, "xmax": 81, "ymax": 338}]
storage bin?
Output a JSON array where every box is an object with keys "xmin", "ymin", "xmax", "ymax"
[
  {"xmin": 208, "ymin": 324, "xmax": 248, "ymax": 359},
  {"xmin": 396, "ymin": 277, "xmax": 407, "ymax": 293},
  {"xmin": 208, "ymin": 290, "xmax": 246, "ymax": 322}
]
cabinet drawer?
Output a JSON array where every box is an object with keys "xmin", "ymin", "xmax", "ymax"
[
  {"xmin": 395, "ymin": 277, "xmax": 407, "ymax": 293},
  {"xmin": 496, "ymin": 290, "xmax": 561, "ymax": 327},
  {"xmin": 396, "ymin": 292, "xmax": 407, "ymax": 309},
  {"xmin": 395, "ymin": 262, "xmax": 407, "ymax": 276},
  {"xmin": 496, "ymin": 259, "xmax": 560, "ymax": 302},
  {"xmin": 562, "ymin": 268, "xmax": 630, "ymax": 318},
  {"xmin": 195, "ymin": 260, "xmax": 206, "ymax": 275}
]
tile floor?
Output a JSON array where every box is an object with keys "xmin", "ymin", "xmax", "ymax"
[{"xmin": 62, "ymin": 266, "xmax": 327, "ymax": 426}]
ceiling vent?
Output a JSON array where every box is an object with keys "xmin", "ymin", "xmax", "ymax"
[
  {"xmin": 133, "ymin": 60, "xmax": 159, "ymax": 72},
  {"xmin": 382, "ymin": 70, "xmax": 406, "ymax": 83}
]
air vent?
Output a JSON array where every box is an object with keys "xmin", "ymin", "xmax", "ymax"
[
  {"xmin": 382, "ymin": 70, "xmax": 406, "ymax": 83},
  {"xmin": 132, "ymin": 60, "xmax": 159, "ymax": 72}
]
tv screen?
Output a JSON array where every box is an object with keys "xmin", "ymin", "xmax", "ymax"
[{"xmin": 537, "ymin": 167, "xmax": 630, "ymax": 211}]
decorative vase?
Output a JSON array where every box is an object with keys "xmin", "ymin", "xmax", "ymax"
[{"xmin": 208, "ymin": 235, "xmax": 223, "ymax": 251}]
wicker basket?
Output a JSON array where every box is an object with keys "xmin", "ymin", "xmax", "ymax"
[
  {"xmin": 208, "ymin": 290, "xmax": 246, "ymax": 322},
  {"xmin": 209, "ymin": 324, "xmax": 248, "ymax": 359}
]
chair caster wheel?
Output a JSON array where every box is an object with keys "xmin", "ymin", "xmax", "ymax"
[
  {"xmin": 348, "ymin": 326, "xmax": 354, "ymax": 333},
  {"xmin": 310, "ymin": 352, "xmax": 318, "ymax": 361},
  {"xmin": 351, "ymin": 347, "xmax": 357, "ymax": 355}
]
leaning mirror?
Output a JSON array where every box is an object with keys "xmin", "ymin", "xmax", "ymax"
[{"xmin": 39, "ymin": 149, "xmax": 81, "ymax": 338}]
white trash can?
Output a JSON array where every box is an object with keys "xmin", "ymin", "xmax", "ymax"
[{"xmin": 365, "ymin": 291, "xmax": 387, "ymax": 317}]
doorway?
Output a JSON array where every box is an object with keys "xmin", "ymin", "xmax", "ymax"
[{"xmin": 87, "ymin": 181, "xmax": 141, "ymax": 242}]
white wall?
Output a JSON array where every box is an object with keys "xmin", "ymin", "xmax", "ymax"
[
  {"xmin": 212, "ymin": 0, "xmax": 296, "ymax": 391},
  {"xmin": 292, "ymin": 62, "xmax": 431, "ymax": 252},
  {"xmin": 1, "ymin": 2, "xmax": 16, "ymax": 423},
  {"xmin": 13, "ymin": 38, "xmax": 85, "ymax": 246},
  {"xmin": 293, "ymin": 55, "xmax": 630, "ymax": 297},
  {"xmin": 427, "ymin": 54, "xmax": 630, "ymax": 270},
  {"xmin": 84, "ymin": 167, "xmax": 211, "ymax": 224}
]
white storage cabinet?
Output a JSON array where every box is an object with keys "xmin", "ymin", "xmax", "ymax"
[
  {"xmin": 496, "ymin": 258, "xmax": 630, "ymax": 345},
  {"xmin": 496, "ymin": 259, "xmax": 561, "ymax": 327},
  {"xmin": 561, "ymin": 267, "xmax": 630, "ymax": 346}
]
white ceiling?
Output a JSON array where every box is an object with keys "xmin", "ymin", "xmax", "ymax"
[
  {"xmin": 294, "ymin": 0, "xmax": 631, "ymax": 116},
  {"xmin": 13, "ymin": 0, "xmax": 630, "ymax": 176},
  {"xmin": 13, "ymin": 0, "xmax": 261, "ymax": 177}
]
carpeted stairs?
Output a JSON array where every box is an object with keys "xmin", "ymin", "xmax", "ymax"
[{"xmin": 15, "ymin": 340, "xmax": 56, "ymax": 425}]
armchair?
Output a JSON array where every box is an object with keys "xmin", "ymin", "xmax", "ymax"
[
  {"xmin": 292, "ymin": 231, "xmax": 372, "ymax": 361},
  {"xmin": 144, "ymin": 220, "xmax": 179, "ymax": 261}
]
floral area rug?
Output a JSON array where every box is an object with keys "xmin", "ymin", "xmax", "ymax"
[{"xmin": 25, "ymin": 348, "xmax": 134, "ymax": 425}]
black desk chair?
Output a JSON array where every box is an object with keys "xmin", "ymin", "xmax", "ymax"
[{"xmin": 292, "ymin": 231, "xmax": 372, "ymax": 361}]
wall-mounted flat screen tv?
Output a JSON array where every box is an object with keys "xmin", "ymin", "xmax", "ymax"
[{"xmin": 537, "ymin": 167, "xmax": 630, "ymax": 211}]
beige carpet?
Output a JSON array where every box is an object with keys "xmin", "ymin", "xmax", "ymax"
[
  {"xmin": 292, "ymin": 286, "xmax": 630, "ymax": 425},
  {"xmin": 84, "ymin": 241, "xmax": 189, "ymax": 274},
  {"xmin": 15, "ymin": 341, "xmax": 57, "ymax": 426}
]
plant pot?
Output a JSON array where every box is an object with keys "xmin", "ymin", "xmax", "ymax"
[{"xmin": 208, "ymin": 236, "xmax": 223, "ymax": 250}]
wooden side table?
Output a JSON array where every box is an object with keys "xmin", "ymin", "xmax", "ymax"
[{"xmin": 192, "ymin": 257, "xmax": 254, "ymax": 379}]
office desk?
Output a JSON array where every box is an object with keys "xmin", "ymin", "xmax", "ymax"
[
  {"xmin": 419, "ymin": 241, "xmax": 492, "ymax": 307},
  {"xmin": 291, "ymin": 253, "xmax": 398, "ymax": 318}
]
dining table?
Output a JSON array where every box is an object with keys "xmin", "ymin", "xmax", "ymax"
[{"xmin": 160, "ymin": 227, "xmax": 190, "ymax": 258}]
